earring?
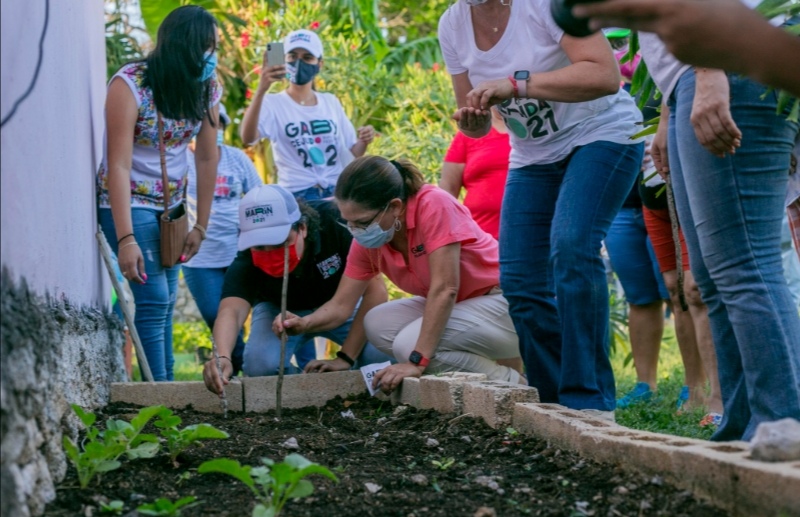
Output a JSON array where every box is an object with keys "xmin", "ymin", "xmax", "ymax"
[{"xmin": 393, "ymin": 218, "xmax": 402, "ymax": 231}]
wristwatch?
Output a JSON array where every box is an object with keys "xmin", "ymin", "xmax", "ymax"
[
  {"xmin": 513, "ymin": 70, "xmax": 530, "ymax": 98},
  {"xmin": 408, "ymin": 350, "xmax": 430, "ymax": 368}
]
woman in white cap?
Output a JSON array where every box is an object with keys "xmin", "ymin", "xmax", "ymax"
[{"xmin": 240, "ymin": 29, "xmax": 375, "ymax": 200}]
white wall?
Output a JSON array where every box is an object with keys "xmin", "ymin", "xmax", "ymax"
[{"xmin": 1, "ymin": 0, "xmax": 108, "ymax": 306}]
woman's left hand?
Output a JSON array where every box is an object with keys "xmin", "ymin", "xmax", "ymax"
[
  {"xmin": 357, "ymin": 125, "xmax": 375, "ymax": 145},
  {"xmin": 466, "ymin": 78, "xmax": 514, "ymax": 111},
  {"xmin": 373, "ymin": 363, "xmax": 425, "ymax": 394},
  {"xmin": 181, "ymin": 227, "xmax": 204, "ymax": 263}
]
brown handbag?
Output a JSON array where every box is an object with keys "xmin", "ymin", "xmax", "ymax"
[{"xmin": 157, "ymin": 112, "xmax": 189, "ymax": 268}]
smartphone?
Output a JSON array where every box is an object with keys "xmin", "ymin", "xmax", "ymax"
[{"xmin": 266, "ymin": 42, "xmax": 285, "ymax": 66}]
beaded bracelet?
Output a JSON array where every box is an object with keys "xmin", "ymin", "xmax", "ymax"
[{"xmin": 193, "ymin": 224, "xmax": 207, "ymax": 240}]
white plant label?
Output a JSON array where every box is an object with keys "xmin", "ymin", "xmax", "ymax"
[{"xmin": 360, "ymin": 361, "xmax": 391, "ymax": 396}]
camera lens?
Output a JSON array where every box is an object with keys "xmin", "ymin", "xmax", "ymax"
[{"xmin": 550, "ymin": 0, "xmax": 601, "ymax": 38}]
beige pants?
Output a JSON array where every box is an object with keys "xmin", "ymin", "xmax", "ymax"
[{"xmin": 363, "ymin": 291, "xmax": 521, "ymax": 383}]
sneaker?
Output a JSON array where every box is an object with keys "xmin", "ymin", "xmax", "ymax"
[
  {"xmin": 580, "ymin": 409, "xmax": 616, "ymax": 423},
  {"xmin": 699, "ymin": 412, "xmax": 723, "ymax": 427},
  {"xmin": 616, "ymin": 382, "xmax": 653, "ymax": 409},
  {"xmin": 675, "ymin": 385, "xmax": 690, "ymax": 412}
]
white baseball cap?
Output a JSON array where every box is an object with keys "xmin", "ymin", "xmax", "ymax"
[
  {"xmin": 237, "ymin": 185, "xmax": 301, "ymax": 250},
  {"xmin": 284, "ymin": 29, "xmax": 323, "ymax": 58}
]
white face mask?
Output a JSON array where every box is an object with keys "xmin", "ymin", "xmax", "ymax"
[{"xmin": 464, "ymin": 0, "xmax": 489, "ymax": 5}]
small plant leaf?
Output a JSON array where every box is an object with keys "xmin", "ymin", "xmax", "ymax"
[
  {"xmin": 188, "ymin": 424, "xmax": 230, "ymax": 440},
  {"xmin": 131, "ymin": 405, "xmax": 166, "ymax": 430},
  {"xmin": 198, "ymin": 458, "xmax": 255, "ymax": 489},
  {"xmin": 127, "ymin": 441, "xmax": 161, "ymax": 459},
  {"xmin": 71, "ymin": 404, "xmax": 97, "ymax": 428},
  {"xmin": 288, "ymin": 479, "xmax": 314, "ymax": 499},
  {"xmin": 95, "ymin": 459, "xmax": 122, "ymax": 473},
  {"xmin": 252, "ymin": 504, "xmax": 276, "ymax": 517}
]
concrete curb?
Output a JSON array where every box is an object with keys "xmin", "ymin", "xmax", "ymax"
[{"xmin": 109, "ymin": 372, "xmax": 800, "ymax": 516}]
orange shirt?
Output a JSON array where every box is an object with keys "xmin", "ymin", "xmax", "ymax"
[{"xmin": 344, "ymin": 185, "xmax": 499, "ymax": 302}]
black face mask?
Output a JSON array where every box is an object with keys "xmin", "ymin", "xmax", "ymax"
[{"xmin": 287, "ymin": 60, "xmax": 320, "ymax": 86}]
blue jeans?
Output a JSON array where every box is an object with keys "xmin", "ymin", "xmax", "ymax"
[
  {"xmin": 292, "ymin": 184, "xmax": 334, "ymax": 201},
  {"xmin": 182, "ymin": 266, "xmax": 246, "ymax": 375},
  {"xmin": 668, "ymin": 69, "xmax": 800, "ymax": 441},
  {"xmin": 605, "ymin": 207, "xmax": 669, "ymax": 305},
  {"xmin": 243, "ymin": 301, "xmax": 393, "ymax": 376},
  {"xmin": 99, "ymin": 208, "xmax": 179, "ymax": 381},
  {"xmin": 500, "ymin": 140, "xmax": 644, "ymax": 410}
]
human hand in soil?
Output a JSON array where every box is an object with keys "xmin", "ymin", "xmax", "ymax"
[
  {"xmin": 202, "ymin": 357, "xmax": 232, "ymax": 396},
  {"xmin": 373, "ymin": 363, "xmax": 425, "ymax": 394},
  {"xmin": 272, "ymin": 311, "xmax": 306, "ymax": 336},
  {"xmin": 304, "ymin": 357, "xmax": 351, "ymax": 374}
]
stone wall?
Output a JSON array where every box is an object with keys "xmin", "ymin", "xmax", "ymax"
[
  {"xmin": 173, "ymin": 272, "xmax": 203, "ymax": 323},
  {"xmin": 0, "ymin": 269, "xmax": 126, "ymax": 517}
]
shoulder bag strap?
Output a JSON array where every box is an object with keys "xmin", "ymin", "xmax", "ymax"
[{"xmin": 157, "ymin": 111, "xmax": 171, "ymax": 214}]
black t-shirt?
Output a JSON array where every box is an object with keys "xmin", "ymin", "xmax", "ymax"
[{"xmin": 221, "ymin": 200, "xmax": 353, "ymax": 311}]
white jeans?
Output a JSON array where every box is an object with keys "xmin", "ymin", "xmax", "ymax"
[{"xmin": 363, "ymin": 291, "xmax": 521, "ymax": 382}]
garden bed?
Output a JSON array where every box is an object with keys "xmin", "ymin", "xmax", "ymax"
[{"xmin": 45, "ymin": 394, "xmax": 727, "ymax": 516}]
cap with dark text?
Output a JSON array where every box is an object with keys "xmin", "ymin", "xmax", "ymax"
[
  {"xmin": 284, "ymin": 29, "xmax": 323, "ymax": 58},
  {"xmin": 237, "ymin": 185, "xmax": 300, "ymax": 250}
]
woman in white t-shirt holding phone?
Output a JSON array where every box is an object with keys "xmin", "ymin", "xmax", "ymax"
[
  {"xmin": 438, "ymin": 0, "xmax": 644, "ymax": 418},
  {"xmin": 240, "ymin": 29, "xmax": 375, "ymax": 200}
]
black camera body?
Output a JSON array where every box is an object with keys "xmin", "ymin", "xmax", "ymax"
[{"xmin": 550, "ymin": 0, "xmax": 604, "ymax": 38}]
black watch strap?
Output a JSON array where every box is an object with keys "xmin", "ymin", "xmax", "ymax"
[{"xmin": 336, "ymin": 351, "xmax": 355, "ymax": 367}]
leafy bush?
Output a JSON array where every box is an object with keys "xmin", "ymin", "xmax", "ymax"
[
  {"xmin": 172, "ymin": 321, "xmax": 212, "ymax": 355},
  {"xmin": 199, "ymin": 454, "xmax": 338, "ymax": 517}
]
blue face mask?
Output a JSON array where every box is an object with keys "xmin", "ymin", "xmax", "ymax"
[
  {"xmin": 346, "ymin": 206, "xmax": 396, "ymax": 249},
  {"xmin": 286, "ymin": 60, "xmax": 320, "ymax": 86},
  {"xmin": 216, "ymin": 129, "xmax": 224, "ymax": 146},
  {"xmin": 199, "ymin": 51, "xmax": 217, "ymax": 82}
]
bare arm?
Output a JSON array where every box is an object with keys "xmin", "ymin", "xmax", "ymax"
[
  {"xmin": 440, "ymin": 162, "xmax": 465, "ymax": 199},
  {"xmin": 465, "ymin": 32, "xmax": 621, "ymax": 111},
  {"xmin": 275, "ymin": 274, "xmax": 370, "ymax": 336},
  {"xmin": 106, "ymin": 78, "xmax": 146, "ymax": 284},
  {"xmin": 573, "ymin": 0, "xmax": 800, "ymax": 98},
  {"xmin": 184, "ymin": 104, "xmax": 219, "ymax": 262},
  {"xmin": 240, "ymin": 52, "xmax": 286, "ymax": 145},
  {"xmin": 203, "ymin": 296, "xmax": 251, "ymax": 395}
]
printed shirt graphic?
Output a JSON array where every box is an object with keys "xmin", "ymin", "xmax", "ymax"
[
  {"xmin": 184, "ymin": 145, "xmax": 263, "ymax": 269},
  {"xmin": 257, "ymin": 91, "xmax": 357, "ymax": 193},
  {"xmin": 439, "ymin": 0, "xmax": 642, "ymax": 168},
  {"xmin": 345, "ymin": 185, "xmax": 500, "ymax": 302},
  {"xmin": 97, "ymin": 62, "xmax": 222, "ymax": 209}
]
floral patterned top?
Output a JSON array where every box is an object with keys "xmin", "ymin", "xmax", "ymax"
[{"xmin": 97, "ymin": 62, "xmax": 222, "ymax": 209}]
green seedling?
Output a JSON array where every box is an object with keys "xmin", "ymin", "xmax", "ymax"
[
  {"xmin": 104, "ymin": 405, "xmax": 164, "ymax": 460},
  {"xmin": 505, "ymin": 427, "xmax": 519, "ymax": 437},
  {"xmin": 199, "ymin": 454, "xmax": 338, "ymax": 517},
  {"xmin": 63, "ymin": 405, "xmax": 125, "ymax": 488},
  {"xmin": 431, "ymin": 457, "xmax": 455, "ymax": 471},
  {"xmin": 137, "ymin": 496, "xmax": 198, "ymax": 516},
  {"xmin": 175, "ymin": 471, "xmax": 193, "ymax": 486},
  {"xmin": 99, "ymin": 500, "xmax": 125, "ymax": 514},
  {"xmin": 154, "ymin": 408, "xmax": 229, "ymax": 464}
]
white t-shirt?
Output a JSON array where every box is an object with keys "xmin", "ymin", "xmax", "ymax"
[
  {"xmin": 184, "ymin": 145, "xmax": 263, "ymax": 269},
  {"xmin": 438, "ymin": 0, "xmax": 642, "ymax": 168},
  {"xmin": 257, "ymin": 91, "xmax": 357, "ymax": 193}
]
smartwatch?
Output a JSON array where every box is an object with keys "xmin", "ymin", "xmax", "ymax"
[
  {"xmin": 513, "ymin": 70, "xmax": 530, "ymax": 98},
  {"xmin": 408, "ymin": 350, "xmax": 430, "ymax": 368}
]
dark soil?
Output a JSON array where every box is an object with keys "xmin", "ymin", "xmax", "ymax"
[{"xmin": 45, "ymin": 394, "xmax": 728, "ymax": 517}]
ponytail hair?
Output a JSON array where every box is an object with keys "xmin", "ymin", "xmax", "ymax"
[{"xmin": 335, "ymin": 155, "xmax": 426, "ymax": 210}]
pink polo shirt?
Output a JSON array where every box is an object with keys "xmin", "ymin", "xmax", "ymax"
[{"xmin": 344, "ymin": 184, "xmax": 499, "ymax": 302}]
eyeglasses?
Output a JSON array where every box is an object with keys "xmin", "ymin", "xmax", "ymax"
[{"xmin": 340, "ymin": 204, "xmax": 389, "ymax": 232}]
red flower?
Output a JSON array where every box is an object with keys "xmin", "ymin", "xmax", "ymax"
[
  {"xmin": 350, "ymin": 44, "xmax": 358, "ymax": 51},
  {"xmin": 245, "ymin": 89, "xmax": 252, "ymax": 100},
  {"xmin": 253, "ymin": 65, "xmax": 262, "ymax": 75},
  {"xmin": 240, "ymin": 30, "xmax": 250, "ymax": 48},
  {"xmin": 309, "ymin": 21, "xmax": 320, "ymax": 30},
  {"xmin": 257, "ymin": 19, "xmax": 270, "ymax": 28},
  {"xmin": 432, "ymin": 62, "xmax": 440, "ymax": 72}
]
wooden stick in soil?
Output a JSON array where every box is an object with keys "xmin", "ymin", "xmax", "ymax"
[
  {"xmin": 210, "ymin": 336, "xmax": 228, "ymax": 418},
  {"xmin": 276, "ymin": 242, "xmax": 289, "ymax": 419},
  {"xmin": 665, "ymin": 176, "xmax": 689, "ymax": 312},
  {"xmin": 96, "ymin": 228, "xmax": 154, "ymax": 382}
]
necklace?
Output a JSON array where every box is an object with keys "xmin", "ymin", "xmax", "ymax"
[
  {"xmin": 295, "ymin": 92, "xmax": 316, "ymax": 106},
  {"xmin": 487, "ymin": 0, "xmax": 511, "ymax": 33}
]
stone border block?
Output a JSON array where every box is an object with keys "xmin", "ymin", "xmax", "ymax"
[
  {"xmin": 243, "ymin": 370, "xmax": 365, "ymax": 412},
  {"xmin": 110, "ymin": 380, "xmax": 244, "ymax": 413},
  {"xmin": 511, "ymin": 403, "xmax": 617, "ymax": 449},
  {"xmin": 391, "ymin": 377, "xmax": 421, "ymax": 408},
  {"xmin": 419, "ymin": 373, "xmax": 487, "ymax": 414},
  {"xmin": 462, "ymin": 381, "xmax": 539, "ymax": 429}
]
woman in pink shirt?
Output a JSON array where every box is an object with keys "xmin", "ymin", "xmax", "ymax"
[{"xmin": 274, "ymin": 156, "xmax": 523, "ymax": 393}]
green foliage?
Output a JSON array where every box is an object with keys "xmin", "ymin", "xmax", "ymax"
[
  {"xmin": 137, "ymin": 496, "xmax": 199, "ymax": 516},
  {"xmin": 172, "ymin": 321, "xmax": 212, "ymax": 355},
  {"xmin": 63, "ymin": 404, "xmax": 161, "ymax": 488},
  {"xmin": 431, "ymin": 457, "xmax": 455, "ymax": 470},
  {"xmin": 199, "ymin": 454, "xmax": 338, "ymax": 517},
  {"xmin": 99, "ymin": 500, "xmax": 125, "ymax": 514},
  {"xmin": 105, "ymin": 17, "xmax": 144, "ymax": 79},
  {"xmin": 154, "ymin": 408, "xmax": 229, "ymax": 463}
]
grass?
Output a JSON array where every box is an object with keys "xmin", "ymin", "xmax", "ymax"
[
  {"xmin": 611, "ymin": 320, "xmax": 716, "ymax": 440},
  {"xmin": 130, "ymin": 353, "xmax": 203, "ymax": 382}
]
